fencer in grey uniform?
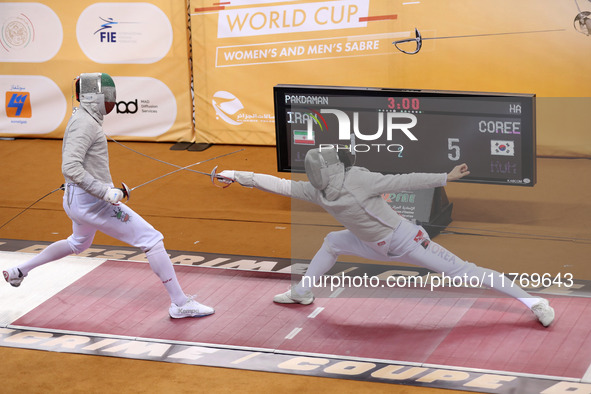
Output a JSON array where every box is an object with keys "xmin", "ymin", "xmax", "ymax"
[
  {"xmin": 219, "ymin": 147, "xmax": 555, "ymax": 327},
  {"xmin": 3, "ymin": 73, "xmax": 213, "ymax": 319}
]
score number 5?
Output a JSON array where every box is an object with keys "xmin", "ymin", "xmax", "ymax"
[{"xmin": 448, "ymin": 138, "xmax": 460, "ymax": 161}]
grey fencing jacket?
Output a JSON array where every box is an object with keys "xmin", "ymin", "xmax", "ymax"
[{"xmin": 233, "ymin": 167, "xmax": 447, "ymax": 243}]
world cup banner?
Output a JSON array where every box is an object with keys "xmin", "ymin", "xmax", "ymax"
[
  {"xmin": 1, "ymin": 1, "xmax": 193, "ymax": 142},
  {"xmin": 190, "ymin": 0, "xmax": 591, "ymax": 155}
]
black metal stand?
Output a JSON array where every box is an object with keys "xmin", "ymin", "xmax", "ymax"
[
  {"xmin": 188, "ymin": 143, "xmax": 212, "ymax": 152},
  {"xmin": 417, "ymin": 187, "xmax": 453, "ymax": 238}
]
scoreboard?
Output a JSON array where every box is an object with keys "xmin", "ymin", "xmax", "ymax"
[{"xmin": 274, "ymin": 84, "xmax": 536, "ymax": 186}]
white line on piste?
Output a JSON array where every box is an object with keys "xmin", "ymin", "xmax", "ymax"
[
  {"xmin": 308, "ymin": 307, "xmax": 324, "ymax": 319},
  {"xmin": 330, "ymin": 288, "xmax": 345, "ymax": 298},
  {"xmin": 285, "ymin": 327, "xmax": 303, "ymax": 340}
]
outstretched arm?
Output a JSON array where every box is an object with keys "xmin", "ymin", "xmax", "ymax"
[
  {"xmin": 218, "ymin": 170, "xmax": 317, "ymax": 201},
  {"xmin": 361, "ymin": 163, "xmax": 469, "ymax": 195},
  {"xmin": 218, "ymin": 170, "xmax": 292, "ymax": 196}
]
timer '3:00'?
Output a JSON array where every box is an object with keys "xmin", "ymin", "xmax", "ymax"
[{"xmin": 388, "ymin": 97, "xmax": 420, "ymax": 111}]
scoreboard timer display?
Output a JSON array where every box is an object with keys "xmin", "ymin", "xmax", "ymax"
[{"xmin": 274, "ymin": 84, "xmax": 536, "ymax": 186}]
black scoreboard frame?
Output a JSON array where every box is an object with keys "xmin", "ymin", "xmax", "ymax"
[{"xmin": 274, "ymin": 84, "xmax": 536, "ymax": 187}]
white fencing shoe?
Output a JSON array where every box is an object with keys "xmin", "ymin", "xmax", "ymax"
[
  {"xmin": 273, "ymin": 287, "xmax": 315, "ymax": 305},
  {"xmin": 169, "ymin": 295, "xmax": 214, "ymax": 318},
  {"xmin": 3, "ymin": 267, "xmax": 26, "ymax": 287},
  {"xmin": 531, "ymin": 298, "xmax": 555, "ymax": 327}
]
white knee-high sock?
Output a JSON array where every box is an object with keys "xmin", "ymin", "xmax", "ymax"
[
  {"xmin": 296, "ymin": 241, "xmax": 338, "ymax": 294},
  {"xmin": 17, "ymin": 239, "xmax": 74, "ymax": 276},
  {"xmin": 405, "ymin": 239, "xmax": 543, "ymax": 310},
  {"xmin": 145, "ymin": 241, "xmax": 187, "ymax": 306},
  {"xmin": 462, "ymin": 266, "xmax": 541, "ymax": 309}
]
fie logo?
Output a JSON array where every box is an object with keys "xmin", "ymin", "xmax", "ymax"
[
  {"xmin": 6, "ymin": 91, "xmax": 32, "ymax": 118},
  {"xmin": 95, "ymin": 17, "xmax": 117, "ymax": 43}
]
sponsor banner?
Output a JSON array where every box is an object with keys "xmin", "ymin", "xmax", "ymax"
[
  {"xmin": 215, "ymin": 32, "xmax": 409, "ymax": 67},
  {"xmin": 0, "ymin": 2, "xmax": 63, "ymax": 63},
  {"xmin": 216, "ymin": 0, "xmax": 371, "ymax": 38},
  {"xmin": 103, "ymin": 77, "xmax": 177, "ymax": 138},
  {"xmin": 211, "ymin": 90, "xmax": 246, "ymax": 126},
  {"xmin": 0, "ymin": 1, "xmax": 192, "ymax": 142},
  {"xmin": 76, "ymin": 2, "xmax": 173, "ymax": 64},
  {"xmin": 1, "ymin": 326, "xmax": 589, "ymax": 394},
  {"xmin": 0, "ymin": 75, "xmax": 66, "ymax": 134},
  {"xmin": 190, "ymin": 0, "xmax": 591, "ymax": 155}
]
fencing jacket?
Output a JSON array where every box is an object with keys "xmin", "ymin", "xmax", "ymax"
[
  {"xmin": 233, "ymin": 167, "xmax": 447, "ymax": 243},
  {"xmin": 62, "ymin": 96, "xmax": 113, "ymax": 200}
]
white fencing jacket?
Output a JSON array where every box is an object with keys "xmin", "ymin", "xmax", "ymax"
[
  {"xmin": 233, "ymin": 167, "xmax": 447, "ymax": 242},
  {"xmin": 61, "ymin": 96, "xmax": 112, "ymax": 199}
]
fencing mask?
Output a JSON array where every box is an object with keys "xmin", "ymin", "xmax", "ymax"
[
  {"xmin": 75, "ymin": 73, "xmax": 116, "ymax": 115},
  {"xmin": 304, "ymin": 147, "xmax": 344, "ymax": 191}
]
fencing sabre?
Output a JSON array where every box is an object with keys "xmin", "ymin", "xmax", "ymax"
[
  {"xmin": 119, "ymin": 148, "xmax": 245, "ymax": 200},
  {"xmin": 392, "ymin": 27, "xmax": 566, "ymax": 55},
  {"xmin": 573, "ymin": 0, "xmax": 591, "ymax": 35}
]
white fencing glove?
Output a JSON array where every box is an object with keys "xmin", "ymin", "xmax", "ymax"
[
  {"xmin": 103, "ymin": 188, "xmax": 125, "ymax": 204},
  {"xmin": 217, "ymin": 170, "xmax": 236, "ymax": 184}
]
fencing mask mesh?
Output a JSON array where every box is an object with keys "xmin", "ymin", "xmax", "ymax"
[
  {"xmin": 76, "ymin": 73, "xmax": 116, "ymax": 115},
  {"xmin": 304, "ymin": 147, "xmax": 343, "ymax": 190}
]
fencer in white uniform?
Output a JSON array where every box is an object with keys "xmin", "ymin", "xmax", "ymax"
[
  {"xmin": 219, "ymin": 147, "xmax": 555, "ymax": 327},
  {"xmin": 3, "ymin": 73, "xmax": 213, "ymax": 319}
]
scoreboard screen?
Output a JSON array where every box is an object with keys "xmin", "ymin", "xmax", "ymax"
[{"xmin": 274, "ymin": 84, "xmax": 536, "ymax": 186}]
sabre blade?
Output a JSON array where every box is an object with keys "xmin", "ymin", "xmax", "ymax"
[
  {"xmin": 574, "ymin": 0, "xmax": 582, "ymax": 13},
  {"xmin": 130, "ymin": 162, "xmax": 212, "ymax": 192},
  {"xmin": 108, "ymin": 137, "xmax": 244, "ymax": 175},
  {"xmin": 127, "ymin": 149, "xmax": 244, "ymax": 193},
  {"xmin": 393, "ymin": 27, "xmax": 565, "ymax": 54},
  {"xmin": 422, "ymin": 28, "xmax": 566, "ymax": 41}
]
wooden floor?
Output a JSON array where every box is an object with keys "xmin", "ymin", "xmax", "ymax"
[{"xmin": 0, "ymin": 138, "xmax": 590, "ymax": 393}]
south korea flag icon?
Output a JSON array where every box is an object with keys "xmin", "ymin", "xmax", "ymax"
[{"xmin": 491, "ymin": 140, "xmax": 514, "ymax": 156}]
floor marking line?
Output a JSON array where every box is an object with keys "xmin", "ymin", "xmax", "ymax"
[
  {"xmin": 308, "ymin": 307, "xmax": 324, "ymax": 319},
  {"xmin": 285, "ymin": 327, "xmax": 303, "ymax": 340},
  {"xmin": 330, "ymin": 288, "xmax": 345, "ymax": 298}
]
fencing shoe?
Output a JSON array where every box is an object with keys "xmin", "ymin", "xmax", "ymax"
[
  {"xmin": 169, "ymin": 295, "xmax": 214, "ymax": 318},
  {"xmin": 273, "ymin": 287, "xmax": 315, "ymax": 305},
  {"xmin": 3, "ymin": 267, "xmax": 26, "ymax": 287},
  {"xmin": 531, "ymin": 298, "xmax": 555, "ymax": 327}
]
